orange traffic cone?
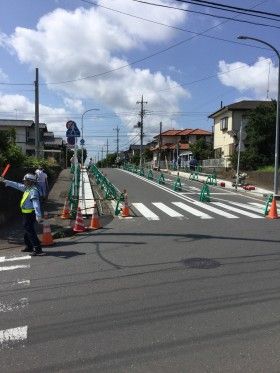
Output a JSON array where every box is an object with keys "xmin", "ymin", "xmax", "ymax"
[
  {"xmin": 88, "ymin": 202, "xmax": 102, "ymax": 230},
  {"xmin": 73, "ymin": 207, "xmax": 86, "ymax": 232},
  {"xmin": 121, "ymin": 190, "xmax": 130, "ymax": 217},
  {"xmin": 60, "ymin": 197, "xmax": 70, "ymax": 219},
  {"xmin": 267, "ymin": 198, "xmax": 279, "ymax": 219},
  {"xmin": 41, "ymin": 213, "xmax": 54, "ymax": 246}
]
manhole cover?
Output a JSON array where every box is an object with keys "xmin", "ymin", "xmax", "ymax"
[{"xmin": 182, "ymin": 258, "xmax": 221, "ymax": 269}]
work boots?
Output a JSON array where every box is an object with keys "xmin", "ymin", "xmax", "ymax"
[{"xmin": 30, "ymin": 246, "xmax": 46, "ymax": 256}]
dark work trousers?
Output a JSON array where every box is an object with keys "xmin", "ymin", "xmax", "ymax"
[{"xmin": 23, "ymin": 212, "xmax": 41, "ymax": 250}]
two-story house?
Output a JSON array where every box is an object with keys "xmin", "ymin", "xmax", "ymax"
[
  {"xmin": 151, "ymin": 128, "xmax": 212, "ymax": 167},
  {"xmin": 0, "ymin": 119, "xmax": 64, "ymax": 162},
  {"xmin": 0, "ymin": 119, "xmax": 47, "ymax": 156},
  {"xmin": 209, "ymin": 100, "xmax": 267, "ymax": 167}
]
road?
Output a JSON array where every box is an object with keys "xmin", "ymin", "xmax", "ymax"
[{"xmin": 1, "ymin": 168, "xmax": 280, "ymax": 372}]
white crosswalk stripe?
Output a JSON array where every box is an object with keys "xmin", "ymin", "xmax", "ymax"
[
  {"xmin": 190, "ymin": 200, "xmax": 238, "ymax": 218},
  {"xmin": 172, "ymin": 202, "xmax": 212, "ymax": 219},
  {"xmin": 0, "ymin": 326, "xmax": 28, "ymax": 347},
  {"xmin": 0, "ymin": 255, "xmax": 30, "ymax": 350},
  {"xmin": 212, "ymin": 202, "xmax": 263, "ymax": 218},
  {"xmin": 226, "ymin": 201, "xmax": 264, "ymax": 214},
  {"xmin": 132, "ymin": 203, "xmax": 160, "ymax": 220},
  {"xmin": 250, "ymin": 202, "xmax": 267, "ymax": 210},
  {"xmin": 152, "ymin": 203, "xmax": 184, "ymax": 218},
  {"xmin": 129, "ymin": 200, "xmax": 267, "ymax": 221}
]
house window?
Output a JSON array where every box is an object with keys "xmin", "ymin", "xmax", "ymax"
[{"xmin": 220, "ymin": 117, "xmax": 228, "ymax": 131}]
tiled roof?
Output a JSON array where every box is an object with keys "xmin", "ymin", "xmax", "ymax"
[
  {"xmin": 0, "ymin": 119, "xmax": 34, "ymax": 127},
  {"xmin": 177, "ymin": 129, "xmax": 193, "ymax": 135},
  {"xmin": 154, "ymin": 128, "xmax": 212, "ymax": 138},
  {"xmin": 188, "ymin": 129, "xmax": 212, "ymax": 135},
  {"xmin": 156, "ymin": 130, "xmax": 182, "ymax": 137},
  {"xmin": 44, "ymin": 137, "xmax": 63, "ymax": 146},
  {"xmin": 208, "ymin": 100, "xmax": 269, "ymax": 118}
]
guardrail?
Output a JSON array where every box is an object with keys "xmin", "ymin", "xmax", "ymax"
[
  {"xmin": 189, "ymin": 166, "xmax": 217, "ymax": 186},
  {"xmin": 68, "ymin": 164, "xmax": 81, "ymax": 218}
]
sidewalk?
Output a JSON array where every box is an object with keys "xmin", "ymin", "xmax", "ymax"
[
  {"xmin": 0, "ymin": 168, "xmax": 113, "ymax": 251},
  {"xmin": 0, "ymin": 169, "xmax": 73, "ymax": 251},
  {"xmin": 169, "ymin": 170, "xmax": 273, "ymax": 198}
]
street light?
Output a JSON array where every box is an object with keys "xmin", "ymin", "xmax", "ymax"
[
  {"xmin": 81, "ymin": 108, "xmax": 100, "ymax": 167},
  {"xmin": 237, "ymin": 35, "xmax": 280, "ymax": 196},
  {"xmin": 80, "ymin": 108, "xmax": 99, "ymax": 204}
]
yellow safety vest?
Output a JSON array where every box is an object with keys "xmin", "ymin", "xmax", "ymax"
[{"xmin": 20, "ymin": 190, "xmax": 34, "ymax": 214}]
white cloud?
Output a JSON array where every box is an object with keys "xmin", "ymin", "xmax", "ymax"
[
  {"xmin": 218, "ymin": 57, "xmax": 278, "ymax": 99},
  {"xmin": 63, "ymin": 98, "xmax": 84, "ymax": 112},
  {"xmin": 0, "ymin": 68, "xmax": 8, "ymax": 82},
  {"xmin": 0, "ymin": 93, "xmax": 69, "ymax": 133},
  {"xmin": 6, "ymin": 2, "xmax": 189, "ymax": 134}
]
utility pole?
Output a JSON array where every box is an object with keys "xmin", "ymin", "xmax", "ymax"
[
  {"xmin": 114, "ymin": 126, "xmax": 120, "ymax": 159},
  {"xmin": 235, "ymin": 116, "xmax": 244, "ymax": 191},
  {"xmin": 101, "ymin": 147, "xmax": 104, "ymax": 162},
  {"xmin": 106, "ymin": 138, "xmax": 109, "ymax": 158},
  {"xmin": 34, "ymin": 68, "xmax": 40, "ymax": 159},
  {"xmin": 136, "ymin": 95, "xmax": 147, "ymax": 168},
  {"xmin": 158, "ymin": 122, "xmax": 162, "ymax": 170},
  {"xmin": 177, "ymin": 141, "xmax": 180, "ymax": 171}
]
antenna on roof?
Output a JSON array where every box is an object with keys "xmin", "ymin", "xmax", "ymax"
[{"xmin": 220, "ymin": 101, "xmax": 223, "ymax": 109}]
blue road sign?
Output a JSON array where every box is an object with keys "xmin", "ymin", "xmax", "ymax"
[
  {"xmin": 65, "ymin": 120, "xmax": 80, "ymax": 137},
  {"xmin": 80, "ymin": 139, "xmax": 85, "ymax": 146}
]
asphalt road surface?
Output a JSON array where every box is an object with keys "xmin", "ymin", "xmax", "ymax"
[{"xmin": 1, "ymin": 168, "xmax": 280, "ymax": 372}]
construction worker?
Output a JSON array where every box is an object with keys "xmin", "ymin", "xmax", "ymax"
[
  {"xmin": 35, "ymin": 166, "xmax": 49, "ymax": 198},
  {"xmin": 0, "ymin": 173, "xmax": 45, "ymax": 256}
]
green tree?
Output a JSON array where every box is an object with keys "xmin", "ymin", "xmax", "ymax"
[
  {"xmin": 0, "ymin": 129, "xmax": 25, "ymax": 166},
  {"xmin": 77, "ymin": 148, "xmax": 87, "ymax": 164},
  {"xmin": 189, "ymin": 138, "xmax": 213, "ymax": 161},
  {"xmin": 144, "ymin": 147, "xmax": 153, "ymax": 162},
  {"xmin": 230, "ymin": 101, "xmax": 276, "ymax": 170}
]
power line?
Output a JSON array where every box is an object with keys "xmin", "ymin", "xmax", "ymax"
[
  {"xmin": 130, "ymin": 0, "xmax": 280, "ymax": 29},
  {"xmin": 0, "ymin": 1, "xmax": 272, "ymax": 87},
  {"xmin": 39, "ymin": 0, "xmax": 271, "ymax": 85},
  {"xmin": 174, "ymin": 0, "xmax": 280, "ymax": 18}
]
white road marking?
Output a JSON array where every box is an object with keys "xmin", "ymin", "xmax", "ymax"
[
  {"xmin": 188, "ymin": 186, "xmax": 201, "ymax": 191},
  {"xmin": 0, "ymin": 298, "xmax": 29, "ymax": 313},
  {"xmin": 152, "ymin": 203, "xmax": 184, "ymax": 218},
  {"xmin": 250, "ymin": 202, "xmax": 267, "ymax": 209},
  {"xmin": 0, "ymin": 279, "xmax": 30, "ymax": 290},
  {"xmin": 17, "ymin": 279, "xmax": 30, "ymax": 286},
  {"xmin": 191, "ymin": 200, "xmax": 238, "ymax": 218},
  {"xmin": 0, "ymin": 326, "xmax": 28, "ymax": 346},
  {"xmin": 212, "ymin": 202, "xmax": 263, "ymax": 218},
  {"xmin": 132, "ymin": 203, "xmax": 160, "ymax": 220},
  {"xmin": 0, "ymin": 265, "xmax": 30, "ymax": 272},
  {"xmin": 0, "ymin": 255, "xmax": 31, "ymax": 263},
  {"xmin": 172, "ymin": 202, "xmax": 212, "ymax": 219},
  {"xmin": 226, "ymin": 201, "xmax": 264, "ymax": 214}
]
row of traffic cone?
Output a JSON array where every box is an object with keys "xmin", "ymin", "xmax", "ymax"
[
  {"xmin": 60, "ymin": 197, "xmax": 103, "ymax": 231},
  {"xmin": 73, "ymin": 203, "xmax": 102, "ymax": 233},
  {"xmin": 41, "ymin": 191, "xmax": 130, "ymax": 246}
]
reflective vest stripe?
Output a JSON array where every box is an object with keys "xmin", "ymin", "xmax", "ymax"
[{"xmin": 20, "ymin": 191, "xmax": 34, "ymax": 214}]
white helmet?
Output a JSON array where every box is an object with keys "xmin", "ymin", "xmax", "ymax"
[{"xmin": 23, "ymin": 173, "xmax": 37, "ymax": 182}]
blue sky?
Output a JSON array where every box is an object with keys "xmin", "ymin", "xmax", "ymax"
[{"xmin": 0, "ymin": 0, "xmax": 279, "ymax": 160}]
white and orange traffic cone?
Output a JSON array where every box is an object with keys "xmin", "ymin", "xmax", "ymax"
[
  {"xmin": 60, "ymin": 197, "xmax": 70, "ymax": 219},
  {"xmin": 121, "ymin": 190, "xmax": 130, "ymax": 217},
  {"xmin": 41, "ymin": 212, "xmax": 54, "ymax": 246},
  {"xmin": 267, "ymin": 198, "xmax": 279, "ymax": 219},
  {"xmin": 73, "ymin": 206, "xmax": 86, "ymax": 233},
  {"xmin": 88, "ymin": 202, "xmax": 102, "ymax": 230}
]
